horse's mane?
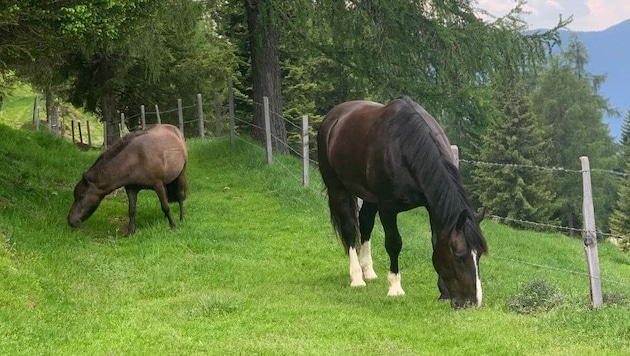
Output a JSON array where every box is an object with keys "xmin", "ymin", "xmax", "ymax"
[
  {"xmin": 390, "ymin": 96, "xmax": 488, "ymax": 254},
  {"xmin": 89, "ymin": 129, "xmax": 148, "ymax": 170}
]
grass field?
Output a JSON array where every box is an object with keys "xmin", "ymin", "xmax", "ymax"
[
  {"xmin": 1, "ymin": 92, "xmax": 630, "ymax": 354},
  {"xmin": 0, "ymin": 84, "xmax": 103, "ymax": 147}
]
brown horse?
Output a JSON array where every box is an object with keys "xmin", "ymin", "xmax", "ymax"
[
  {"xmin": 68, "ymin": 124, "xmax": 188, "ymax": 235},
  {"xmin": 317, "ymin": 96, "xmax": 488, "ymax": 308}
]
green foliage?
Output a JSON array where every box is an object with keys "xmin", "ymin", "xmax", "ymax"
[
  {"xmin": 609, "ymin": 110, "xmax": 630, "ymax": 241},
  {"xmin": 472, "ymin": 93, "xmax": 560, "ymax": 225},
  {"xmin": 531, "ymin": 41, "xmax": 619, "ymax": 232},
  {"xmin": 507, "ymin": 278, "xmax": 567, "ymax": 314}
]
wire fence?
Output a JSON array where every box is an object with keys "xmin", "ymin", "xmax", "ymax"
[{"xmin": 53, "ymin": 89, "xmax": 630, "ymax": 298}]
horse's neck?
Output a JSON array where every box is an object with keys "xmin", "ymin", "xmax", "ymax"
[{"xmin": 91, "ymin": 155, "xmax": 132, "ymax": 193}]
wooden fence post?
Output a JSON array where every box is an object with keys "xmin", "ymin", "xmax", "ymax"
[
  {"xmin": 302, "ymin": 115, "xmax": 310, "ymax": 187},
  {"xmin": 228, "ymin": 78, "xmax": 235, "ymax": 146},
  {"xmin": 33, "ymin": 97, "xmax": 39, "ymax": 131},
  {"xmin": 120, "ymin": 113, "xmax": 125, "ymax": 135},
  {"xmin": 86, "ymin": 120, "xmax": 92, "ymax": 148},
  {"xmin": 71, "ymin": 120, "xmax": 76, "ymax": 143},
  {"xmin": 214, "ymin": 93, "xmax": 221, "ymax": 137},
  {"xmin": 580, "ymin": 156, "xmax": 603, "ymax": 308},
  {"xmin": 197, "ymin": 93, "xmax": 205, "ymax": 138},
  {"xmin": 140, "ymin": 105, "xmax": 146, "ymax": 130},
  {"xmin": 155, "ymin": 104, "xmax": 161, "ymax": 124},
  {"xmin": 103, "ymin": 122, "xmax": 108, "ymax": 150},
  {"xmin": 451, "ymin": 145, "xmax": 459, "ymax": 169},
  {"xmin": 78, "ymin": 121, "xmax": 83, "ymax": 144},
  {"xmin": 177, "ymin": 99, "xmax": 184, "ymax": 133},
  {"xmin": 263, "ymin": 96, "xmax": 272, "ymax": 164}
]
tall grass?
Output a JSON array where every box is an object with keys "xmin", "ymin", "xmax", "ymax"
[{"xmin": 1, "ymin": 123, "xmax": 630, "ymax": 354}]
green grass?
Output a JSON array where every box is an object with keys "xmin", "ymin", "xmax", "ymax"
[
  {"xmin": 1, "ymin": 84, "xmax": 104, "ymax": 147},
  {"xmin": 1, "ymin": 123, "xmax": 630, "ymax": 355}
]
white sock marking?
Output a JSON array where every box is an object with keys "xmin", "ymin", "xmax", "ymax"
[
  {"xmin": 387, "ymin": 272, "xmax": 405, "ymax": 296},
  {"xmin": 349, "ymin": 247, "xmax": 366, "ymax": 287},
  {"xmin": 472, "ymin": 250, "xmax": 482, "ymax": 307},
  {"xmin": 359, "ymin": 240, "xmax": 378, "ymax": 280}
]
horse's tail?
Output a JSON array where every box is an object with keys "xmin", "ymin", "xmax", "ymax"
[
  {"xmin": 328, "ymin": 193, "xmax": 360, "ymax": 255},
  {"xmin": 166, "ymin": 166, "xmax": 188, "ymax": 203}
]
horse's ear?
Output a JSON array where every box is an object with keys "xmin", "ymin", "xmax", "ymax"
[
  {"xmin": 456, "ymin": 210, "xmax": 468, "ymax": 231},
  {"xmin": 475, "ymin": 208, "xmax": 486, "ymax": 223}
]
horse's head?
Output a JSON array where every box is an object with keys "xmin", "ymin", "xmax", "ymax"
[
  {"xmin": 67, "ymin": 172, "xmax": 104, "ymax": 228},
  {"xmin": 432, "ymin": 209, "xmax": 487, "ymax": 309}
]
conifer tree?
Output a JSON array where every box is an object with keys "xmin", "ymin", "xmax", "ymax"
[
  {"xmin": 608, "ymin": 109, "xmax": 630, "ymax": 249},
  {"xmin": 472, "ymin": 94, "xmax": 559, "ymax": 225}
]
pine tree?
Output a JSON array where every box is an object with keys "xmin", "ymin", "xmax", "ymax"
[
  {"xmin": 472, "ymin": 94, "xmax": 560, "ymax": 226},
  {"xmin": 609, "ymin": 109, "xmax": 630, "ymax": 250}
]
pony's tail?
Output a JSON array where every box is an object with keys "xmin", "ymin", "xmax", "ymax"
[
  {"xmin": 328, "ymin": 194, "xmax": 360, "ymax": 255},
  {"xmin": 166, "ymin": 168, "xmax": 188, "ymax": 203}
]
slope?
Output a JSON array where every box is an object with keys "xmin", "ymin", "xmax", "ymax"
[{"xmin": 1, "ymin": 124, "xmax": 630, "ymax": 355}]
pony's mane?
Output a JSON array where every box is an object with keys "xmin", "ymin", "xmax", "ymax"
[
  {"xmin": 90, "ymin": 129, "xmax": 148, "ymax": 169},
  {"xmin": 390, "ymin": 96, "xmax": 488, "ymax": 254}
]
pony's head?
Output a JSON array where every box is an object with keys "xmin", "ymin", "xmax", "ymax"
[
  {"xmin": 432, "ymin": 208, "xmax": 487, "ymax": 308},
  {"xmin": 67, "ymin": 172, "xmax": 104, "ymax": 228}
]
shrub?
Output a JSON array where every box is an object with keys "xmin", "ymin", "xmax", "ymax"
[{"xmin": 507, "ymin": 278, "xmax": 566, "ymax": 314}]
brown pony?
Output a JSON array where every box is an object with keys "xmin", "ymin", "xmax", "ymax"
[
  {"xmin": 68, "ymin": 124, "xmax": 188, "ymax": 235},
  {"xmin": 317, "ymin": 96, "xmax": 488, "ymax": 308}
]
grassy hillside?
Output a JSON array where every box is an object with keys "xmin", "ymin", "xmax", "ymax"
[
  {"xmin": 1, "ymin": 123, "xmax": 630, "ymax": 355},
  {"xmin": 1, "ymin": 84, "xmax": 103, "ymax": 147}
]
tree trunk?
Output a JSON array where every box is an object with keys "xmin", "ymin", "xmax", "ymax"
[
  {"xmin": 45, "ymin": 89, "xmax": 60, "ymax": 136},
  {"xmin": 244, "ymin": 0, "xmax": 288, "ymax": 153},
  {"xmin": 96, "ymin": 49, "xmax": 121, "ymax": 147}
]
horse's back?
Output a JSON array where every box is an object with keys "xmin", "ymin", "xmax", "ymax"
[{"xmin": 134, "ymin": 124, "xmax": 188, "ymax": 182}]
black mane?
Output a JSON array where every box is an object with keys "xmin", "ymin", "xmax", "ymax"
[{"xmin": 390, "ymin": 96, "xmax": 488, "ymax": 254}]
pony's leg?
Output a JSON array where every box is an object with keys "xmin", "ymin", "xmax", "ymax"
[
  {"xmin": 380, "ymin": 210, "xmax": 405, "ymax": 296},
  {"xmin": 328, "ymin": 189, "xmax": 364, "ymax": 287},
  {"xmin": 154, "ymin": 183, "xmax": 176, "ymax": 230},
  {"xmin": 125, "ymin": 187, "xmax": 139, "ymax": 235},
  {"xmin": 358, "ymin": 201, "xmax": 378, "ymax": 280},
  {"xmin": 176, "ymin": 173, "xmax": 186, "ymax": 221}
]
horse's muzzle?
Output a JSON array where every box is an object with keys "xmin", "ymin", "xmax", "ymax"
[
  {"xmin": 67, "ymin": 217, "xmax": 82, "ymax": 228},
  {"xmin": 451, "ymin": 298, "xmax": 480, "ymax": 309}
]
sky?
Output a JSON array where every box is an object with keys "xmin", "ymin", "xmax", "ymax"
[{"xmin": 476, "ymin": 0, "xmax": 630, "ymax": 32}]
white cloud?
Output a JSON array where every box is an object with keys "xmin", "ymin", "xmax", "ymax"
[{"xmin": 476, "ymin": 0, "xmax": 630, "ymax": 31}]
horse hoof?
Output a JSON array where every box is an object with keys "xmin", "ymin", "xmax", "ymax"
[
  {"xmin": 363, "ymin": 270, "xmax": 378, "ymax": 280},
  {"xmin": 350, "ymin": 280, "xmax": 367, "ymax": 287},
  {"xmin": 387, "ymin": 288, "xmax": 406, "ymax": 297}
]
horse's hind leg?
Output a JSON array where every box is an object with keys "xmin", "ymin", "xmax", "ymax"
[
  {"xmin": 379, "ymin": 210, "xmax": 405, "ymax": 296},
  {"xmin": 358, "ymin": 201, "xmax": 378, "ymax": 280},
  {"xmin": 125, "ymin": 186, "xmax": 139, "ymax": 235},
  {"xmin": 327, "ymin": 188, "xmax": 364, "ymax": 287},
  {"xmin": 154, "ymin": 183, "xmax": 176, "ymax": 230}
]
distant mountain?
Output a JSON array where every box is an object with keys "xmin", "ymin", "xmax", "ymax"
[{"xmin": 540, "ymin": 19, "xmax": 630, "ymax": 141}]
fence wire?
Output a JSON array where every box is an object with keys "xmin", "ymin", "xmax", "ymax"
[{"xmin": 81, "ymin": 94, "xmax": 630, "ymax": 294}]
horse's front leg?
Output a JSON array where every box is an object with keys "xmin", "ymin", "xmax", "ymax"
[
  {"xmin": 154, "ymin": 183, "xmax": 176, "ymax": 230},
  {"xmin": 358, "ymin": 201, "xmax": 378, "ymax": 280},
  {"xmin": 380, "ymin": 210, "xmax": 405, "ymax": 296},
  {"xmin": 125, "ymin": 186, "xmax": 139, "ymax": 235}
]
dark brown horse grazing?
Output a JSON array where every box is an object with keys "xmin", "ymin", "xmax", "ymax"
[
  {"xmin": 68, "ymin": 124, "xmax": 188, "ymax": 235},
  {"xmin": 317, "ymin": 96, "xmax": 488, "ymax": 309}
]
